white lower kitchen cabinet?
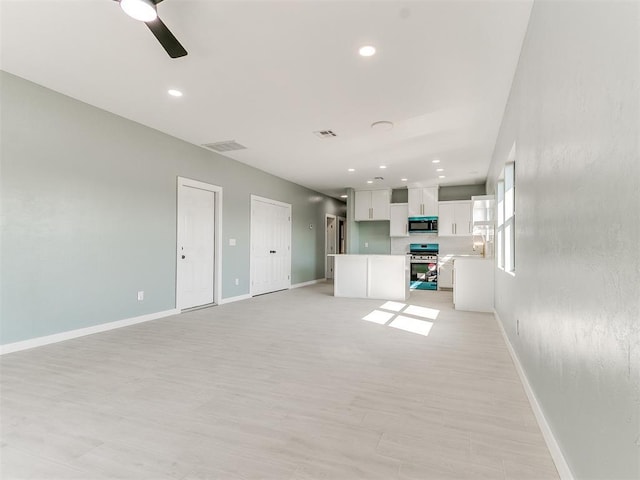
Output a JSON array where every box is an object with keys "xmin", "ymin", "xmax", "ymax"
[
  {"xmin": 331, "ymin": 254, "xmax": 409, "ymax": 301},
  {"xmin": 438, "ymin": 258, "xmax": 454, "ymax": 289},
  {"xmin": 453, "ymin": 258, "xmax": 494, "ymax": 312}
]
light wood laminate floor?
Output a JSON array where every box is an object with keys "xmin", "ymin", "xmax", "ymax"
[{"xmin": 0, "ymin": 283, "xmax": 559, "ymax": 479}]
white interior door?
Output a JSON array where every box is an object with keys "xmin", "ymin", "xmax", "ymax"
[
  {"xmin": 325, "ymin": 215, "xmax": 337, "ymax": 279},
  {"xmin": 177, "ymin": 179, "xmax": 220, "ymax": 310},
  {"xmin": 251, "ymin": 196, "xmax": 291, "ymax": 296}
]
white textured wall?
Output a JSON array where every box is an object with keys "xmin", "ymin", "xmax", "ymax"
[{"xmin": 486, "ymin": 1, "xmax": 639, "ymax": 478}]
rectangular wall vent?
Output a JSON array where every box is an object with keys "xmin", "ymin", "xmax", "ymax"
[
  {"xmin": 313, "ymin": 130, "xmax": 337, "ymax": 138},
  {"xmin": 202, "ymin": 140, "xmax": 247, "ymax": 152}
]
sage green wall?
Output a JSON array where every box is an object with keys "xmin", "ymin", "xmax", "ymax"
[
  {"xmin": 438, "ymin": 184, "xmax": 485, "ymax": 201},
  {"xmin": 357, "ymin": 221, "xmax": 390, "ymax": 254},
  {"xmin": 0, "ymin": 71, "xmax": 345, "ymax": 345}
]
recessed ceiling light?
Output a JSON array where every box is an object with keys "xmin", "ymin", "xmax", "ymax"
[
  {"xmin": 436, "ymin": 168, "xmax": 444, "ymax": 172},
  {"xmin": 401, "ymin": 178, "xmax": 408, "ymax": 182},
  {"xmin": 359, "ymin": 45, "xmax": 376, "ymax": 57},
  {"xmin": 367, "ymin": 180, "xmax": 374, "ymax": 184},
  {"xmin": 348, "ymin": 168, "xmax": 355, "ymax": 172},
  {"xmin": 432, "ymin": 159, "xmax": 441, "ymax": 164},
  {"xmin": 439, "ymin": 175, "xmax": 446, "ymax": 178},
  {"xmin": 379, "ymin": 165, "xmax": 387, "ymax": 169},
  {"xmin": 340, "ymin": 195, "xmax": 348, "ymax": 199},
  {"xmin": 168, "ymin": 89, "xmax": 183, "ymax": 97},
  {"xmin": 371, "ymin": 121, "xmax": 393, "ymax": 131}
]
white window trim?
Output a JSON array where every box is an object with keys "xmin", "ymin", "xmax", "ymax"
[{"xmin": 496, "ymin": 144, "xmax": 516, "ymax": 275}]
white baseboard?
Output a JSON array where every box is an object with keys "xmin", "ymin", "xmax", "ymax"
[
  {"xmin": 493, "ymin": 310, "xmax": 574, "ymax": 480},
  {"xmin": 218, "ymin": 294, "xmax": 252, "ymax": 305},
  {"xmin": 291, "ymin": 278, "xmax": 326, "ymax": 289},
  {"xmin": 0, "ymin": 308, "xmax": 180, "ymax": 356}
]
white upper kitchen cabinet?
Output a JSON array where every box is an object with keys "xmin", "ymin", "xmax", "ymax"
[
  {"xmin": 389, "ymin": 203, "xmax": 409, "ymax": 237},
  {"xmin": 408, "ymin": 187, "xmax": 438, "ymax": 217},
  {"xmin": 438, "ymin": 201, "xmax": 472, "ymax": 236},
  {"xmin": 354, "ymin": 189, "xmax": 391, "ymax": 221}
]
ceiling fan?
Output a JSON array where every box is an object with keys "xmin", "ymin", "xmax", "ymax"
[{"xmin": 115, "ymin": 0, "xmax": 187, "ymax": 58}]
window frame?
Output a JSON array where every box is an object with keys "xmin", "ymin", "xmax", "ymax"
[{"xmin": 496, "ymin": 146, "xmax": 516, "ymax": 275}]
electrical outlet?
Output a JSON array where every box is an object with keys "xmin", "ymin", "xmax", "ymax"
[
  {"xmin": 137, "ymin": 291, "xmax": 144, "ymax": 301},
  {"xmin": 365, "ymin": 242, "xmax": 369, "ymax": 248},
  {"xmin": 235, "ymin": 278, "xmax": 239, "ymax": 286}
]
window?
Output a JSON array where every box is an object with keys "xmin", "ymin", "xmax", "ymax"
[
  {"xmin": 504, "ymin": 162, "xmax": 515, "ymax": 273},
  {"xmin": 496, "ymin": 180, "xmax": 505, "ymax": 269},
  {"xmin": 496, "ymin": 152, "xmax": 515, "ymax": 274}
]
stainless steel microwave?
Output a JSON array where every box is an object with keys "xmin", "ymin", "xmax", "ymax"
[{"xmin": 408, "ymin": 216, "xmax": 438, "ymax": 234}]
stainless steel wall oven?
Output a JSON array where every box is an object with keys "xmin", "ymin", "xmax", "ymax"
[{"xmin": 409, "ymin": 243, "xmax": 439, "ymax": 290}]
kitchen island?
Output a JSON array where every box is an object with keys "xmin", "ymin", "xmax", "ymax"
[
  {"xmin": 330, "ymin": 254, "xmax": 410, "ymax": 301},
  {"xmin": 453, "ymin": 257, "xmax": 494, "ymax": 312}
]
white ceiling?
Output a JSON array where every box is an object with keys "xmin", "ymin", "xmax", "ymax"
[{"xmin": 0, "ymin": 0, "xmax": 533, "ymax": 199}]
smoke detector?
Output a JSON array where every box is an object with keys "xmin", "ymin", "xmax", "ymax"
[{"xmin": 371, "ymin": 121, "xmax": 394, "ymax": 131}]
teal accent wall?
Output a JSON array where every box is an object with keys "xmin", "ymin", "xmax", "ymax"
[{"xmin": 0, "ymin": 71, "xmax": 345, "ymax": 345}]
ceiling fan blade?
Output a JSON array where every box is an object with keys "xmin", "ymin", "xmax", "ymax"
[{"xmin": 145, "ymin": 17, "xmax": 187, "ymax": 58}]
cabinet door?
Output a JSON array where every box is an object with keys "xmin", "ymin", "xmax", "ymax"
[
  {"xmin": 438, "ymin": 203, "xmax": 456, "ymax": 236},
  {"xmin": 439, "ymin": 260, "xmax": 454, "ymax": 288},
  {"xmin": 422, "ymin": 187, "xmax": 438, "ymax": 217},
  {"xmin": 389, "ymin": 204, "xmax": 409, "ymax": 237},
  {"xmin": 454, "ymin": 202, "xmax": 472, "ymax": 236},
  {"xmin": 354, "ymin": 191, "xmax": 371, "ymax": 221},
  {"xmin": 407, "ymin": 188, "xmax": 423, "ymax": 217},
  {"xmin": 370, "ymin": 189, "xmax": 390, "ymax": 220}
]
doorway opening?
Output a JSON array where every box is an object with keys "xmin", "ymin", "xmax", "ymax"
[{"xmin": 325, "ymin": 215, "xmax": 346, "ymax": 279}]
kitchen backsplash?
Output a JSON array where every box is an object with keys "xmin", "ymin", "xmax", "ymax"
[{"xmin": 390, "ymin": 234, "xmax": 481, "ymax": 256}]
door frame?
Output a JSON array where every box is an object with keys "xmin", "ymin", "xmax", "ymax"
[
  {"xmin": 337, "ymin": 216, "xmax": 346, "ymax": 253},
  {"xmin": 249, "ymin": 194, "xmax": 292, "ymax": 296},
  {"xmin": 176, "ymin": 176, "xmax": 223, "ymax": 309},
  {"xmin": 324, "ymin": 214, "xmax": 337, "ymax": 279}
]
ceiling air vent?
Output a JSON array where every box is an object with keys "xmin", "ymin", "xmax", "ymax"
[
  {"xmin": 313, "ymin": 130, "xmax": 337, "ymax": 138},
  {"xmin": 202, "ymin": 140, "xmax": 247, "ymax": 153}
]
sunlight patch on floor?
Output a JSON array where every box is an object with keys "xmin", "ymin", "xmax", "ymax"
[
  {"xmin": 389, "ymin": 316, "xmax": 433, "ymax": 336},
  {"xmin": 360, "ymin": 301, "xmax": 441, "ymax": 337},
  {"xmin": 362, "ymin": 310, "xmax": 395, "ymax": 324},
  {"xmin": 404, "ymin": 305, "xmax": 439, "ymax": 320},
  {"xmin": 379, "ymin": 301, "xmax": 406, "ymax": 312}
]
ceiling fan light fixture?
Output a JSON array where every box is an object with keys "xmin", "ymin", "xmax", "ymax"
[
  {"xmin": 120, "ymin": 0, "xmax": 157, "ymax": 22},
  {"xmin": 359, "ymin": 45, "xmax": 376, "ymax": 57}
]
